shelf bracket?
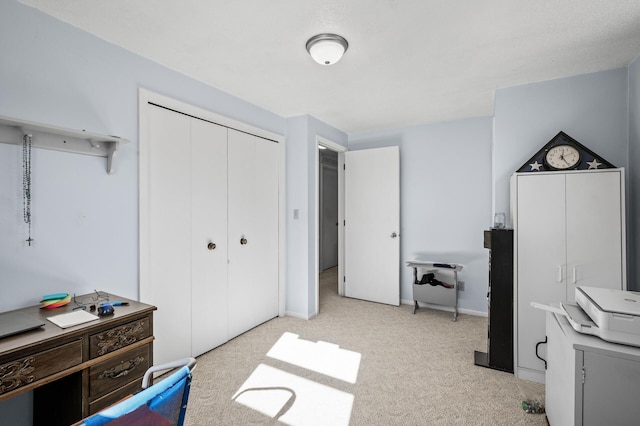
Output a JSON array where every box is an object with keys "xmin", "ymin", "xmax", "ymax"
[{"xmin": 106, "ymin": 141, "xmax": 119, "ymax": 175}]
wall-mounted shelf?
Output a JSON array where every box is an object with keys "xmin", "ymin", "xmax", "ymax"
[{"xmin": 0, "ymin": 115, "xmax": 129, "ymax": 174}]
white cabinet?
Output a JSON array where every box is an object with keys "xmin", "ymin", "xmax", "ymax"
[
  {"xmin": 546, "ymin": 312, "xmax": 640, "ymax": 426},
  {"xmin": 511, "ymin": 169, "xmax": 626, "ymax": 383},
  {"xmin": 141, "ymin": 102, "xmax": 281, "ymax": 365}
]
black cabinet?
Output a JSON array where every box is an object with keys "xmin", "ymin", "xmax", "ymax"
[{"xmin": 474, "ymin": 228, "xmax": 514, "ymax": 373}]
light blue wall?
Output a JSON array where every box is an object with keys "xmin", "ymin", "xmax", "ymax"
[
  {"xmin": 629, "ymin": 56, "xmax": 640, "ymax": 289},
  {"xmin": 493, "ymin": 68, "xmax": 630, "ymax": 225},
  {"xmin": 284, "ymin": 116, "xmax": 311, "ymax": 317},
  {"xmin": 493, "ymin": 67, "xmax": 632, "ymax": 289},
  {"xmin": 0, "ymin": 3, "xmax": 350, "ymax": 328},
  {"xmin": 285, "ymin": 115, "xmax": 347, "ymax": 319},
  {"xmin": 0, "ymin": 2, "xmax": 293, "ymax": 421},
  {"xmin": 1, "ymin": 0, "xmax": 639, "ymax": 422},
  {"xmin": 0, "ymin": 1, "xmax": 286, "ymax": 315},
  {"xmin": 348, "ymin": 117, "xmax": 493, "ymax": 313}
]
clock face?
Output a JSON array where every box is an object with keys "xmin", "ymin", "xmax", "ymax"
[{"xmin": 544, "ymin": 144, "xmax": 581, "ymax": 170}]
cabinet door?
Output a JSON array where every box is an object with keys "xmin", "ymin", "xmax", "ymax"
[
  {"xmin": 227, "ymin": 129, "xmax": 279, "ymax": 339},
  {"xmin": 146, "ymin": 105, "xmax": 192, "ymax": 364},
  {"xmin": 191, "ymin": 120, "xmax": 228, "ymax": 356},
  {"xmin": 516, "ymin": 174, "xmax": 566, "ymax": 374},
  {"xmin": 545, "ymin": 313, "xmax": 577, "ymax": 426},
  {"xmin": 582, "ymin": 350, "xmax": 640, "ymax": 426},
  {"xmin": 565, "ymin": 171, "xmax": 623, "ymax": 301}
]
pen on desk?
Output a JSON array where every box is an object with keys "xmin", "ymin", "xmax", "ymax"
[
  {"xmin": 101, "ymin": 301, "xmax": 129, "ymax": 307},
  {"xmin": 73, "ymin": 305, "xmax": 86, "ymax": 311}
]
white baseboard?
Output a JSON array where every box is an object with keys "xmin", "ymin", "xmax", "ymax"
[
  {"xmin": 284, "ymin": 310, "xmax": 313, "ymax": 320},
  {"xmin": 515, "ymin": 367, "xmax": 545, "ymax": 384},
  {"xmin": 286, "ymin": 301, "xmax": 487, "ymax": 320},
  {"xmin": 400, "ymin": 298, "xmax": 487, "ymax": 317}
]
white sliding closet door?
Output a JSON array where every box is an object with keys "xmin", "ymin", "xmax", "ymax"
[
  {"xmin": 147, "ymin": 105, "xmax": 192, "ymax": 364},
  {"xmin": 190, "ymin": 119, "xmax": 228, "ymax": 356},
  {"xmin": 227, "ymin": 129, "xmax": 279, "ymax": 338},
  {"xmin": 145, "ymin": 105, "xmax": 229, "ymax": 364},
  {"xmin": 141, "ymin": 91, "xmax": 283, "ymax": 365}
]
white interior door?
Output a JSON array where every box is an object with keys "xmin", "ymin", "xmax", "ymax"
[
  {"xmin": 191, "ymin": 120, "xmax": 228, "ymax": 356},
  {"xmin": 344, "ymin": 146, "xmax": 400, "ymax": 306},
  {"xmin": 227, "ymin": 129, "xmax": 279, "ymax": 338},
  {"xmin": 146, "ymin": 105, "xmax": 192, "ymax": 364}
]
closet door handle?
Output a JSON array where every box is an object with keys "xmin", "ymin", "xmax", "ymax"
[
  {"xmin": 240, "ymin": 237, "xmax": 248, "ymax": 245},
  {"xmin": 572, "ymin": 267, "xmax": 577, "ymax": 284},
  {"xmin": 557, "ymin": 266, "xmax": 562, "ymax": 282},
  {"xmin": 207, "ymin": 242, "xmax": 216, "ymax": 250}
]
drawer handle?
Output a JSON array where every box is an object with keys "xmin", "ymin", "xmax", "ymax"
[
  {"xmin": 98, "ymin": 356, "xmax": 144, "ymax": 380},
  {"xmin": 535, "ymin": 337, "xmax": 547, "ymax": 370}
]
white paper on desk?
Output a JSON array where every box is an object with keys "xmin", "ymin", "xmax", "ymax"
[{"xmin": 47, "ymin": 310, "xmax": 99, "ymax": 328}]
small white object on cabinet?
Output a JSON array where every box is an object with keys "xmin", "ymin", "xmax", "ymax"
[{"xmin": 511, "ymin": 169, "xmax": 626, "ymax": 383}]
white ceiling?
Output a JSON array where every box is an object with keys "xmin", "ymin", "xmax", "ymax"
[{"xmin": 18, "ymin": 0, "xmax": 640, "ymax": 134}]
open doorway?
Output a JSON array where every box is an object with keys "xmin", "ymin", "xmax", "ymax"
[
  {"xmin": 315, "ymin": 137, "xmax": 346, "ymax": 315},
  {"xmin": 319, "ymin": 148, "xmax": 339, "ymax": 271},
  {"xmin": 319, "ymin": 146, "xmax": 339, "ymax": 308}
]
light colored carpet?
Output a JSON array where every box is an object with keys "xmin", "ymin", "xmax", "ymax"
[{"xmin": 185, "ymin": 267, "xmax": 546, "ymax": 425}]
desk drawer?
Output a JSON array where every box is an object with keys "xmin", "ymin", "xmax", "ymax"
[
  {"xmin": 89, "ymin": 316, "xmax": 151, "ymax": 358},
  {"xmin": 89, "ymin": 344, "xmax": 150, "ymax": 400},
  {"xmin": 88, "ymin": 378, "xmax": 143, "ymax": 415},
  {"xmin": 0, "ymin": 340, "xmax": 82, "ymax": 396}
]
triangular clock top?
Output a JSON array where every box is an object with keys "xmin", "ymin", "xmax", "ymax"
[{"xmin": 516, "ymin": 131, "xmax": 615, "ymax": 173}]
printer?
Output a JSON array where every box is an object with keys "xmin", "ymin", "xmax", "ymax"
[{"xmin": 560, "ymin": 286, "xmax": 640, "ymax": 347}]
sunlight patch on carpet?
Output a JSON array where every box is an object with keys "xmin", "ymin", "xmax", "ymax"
[
  {"xmin": 267, "ymin": 332, "xmax": 361, "ymax": 383},
  {"xmin": 233, "ymin": 364, "xmax": 354, "ymax": 426}
]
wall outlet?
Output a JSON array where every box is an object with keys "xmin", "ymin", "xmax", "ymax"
[{"xmin": 458, "ymin": 281, "xmax": 465, "ymax": 291}]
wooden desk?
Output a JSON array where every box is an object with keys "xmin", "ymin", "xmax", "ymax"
[{"xmin": 0, "ymin": 293, "xmax": 155, "ymax": 425}]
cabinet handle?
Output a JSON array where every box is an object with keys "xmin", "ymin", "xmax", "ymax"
[
  {"xmin": 240, "ymin": 237, "xmax": 248, "ymax": 245},
  {"xmin": 557, "ymin": 266, "xmax": 562, "ymax": 282},
  {"xmin": 572, "ymin": 267, "xmax": 576, "ymax": 284},
  {"xmin": 98, "ymin": 356, "xmax": 144, "ymax": 380},
  {"xmin": 207, "ymin": 242, "xmax": 216, "ymax": 250}
]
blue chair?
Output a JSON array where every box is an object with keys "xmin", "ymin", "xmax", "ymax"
[{"xmin": 82, "ymin": 358, "xmax": 196, "ymax": 426}]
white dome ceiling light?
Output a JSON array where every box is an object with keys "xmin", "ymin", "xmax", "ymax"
[{"xmin": 306, "ymin": 34, "xmax": 349, "ymax": 66}]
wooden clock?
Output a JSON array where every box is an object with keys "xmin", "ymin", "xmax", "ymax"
[{"xmin": 516, "ymin": 131, "xmax": 615, "ymax": 173}]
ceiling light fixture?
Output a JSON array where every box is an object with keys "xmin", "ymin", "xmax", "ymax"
[{"xmin": 306, "ymin": 33, "xmax": 349, "ymax": 66}]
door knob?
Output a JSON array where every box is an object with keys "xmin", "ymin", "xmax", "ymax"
[
  {"xmin": 240, "ymin": 237, "xmax": 248, "ymax": 245},
  {"xmin": 207, "ymin": 242, "xmax": 216, "ymax": 250},
  {"xmin": 391, "ymin": 232, "xmax": 398, "ymax": 238}
]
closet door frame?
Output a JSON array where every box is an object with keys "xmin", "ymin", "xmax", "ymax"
[{"xmin": 138, "ymin": 88, "xmax": 286, "ymax": 318}]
